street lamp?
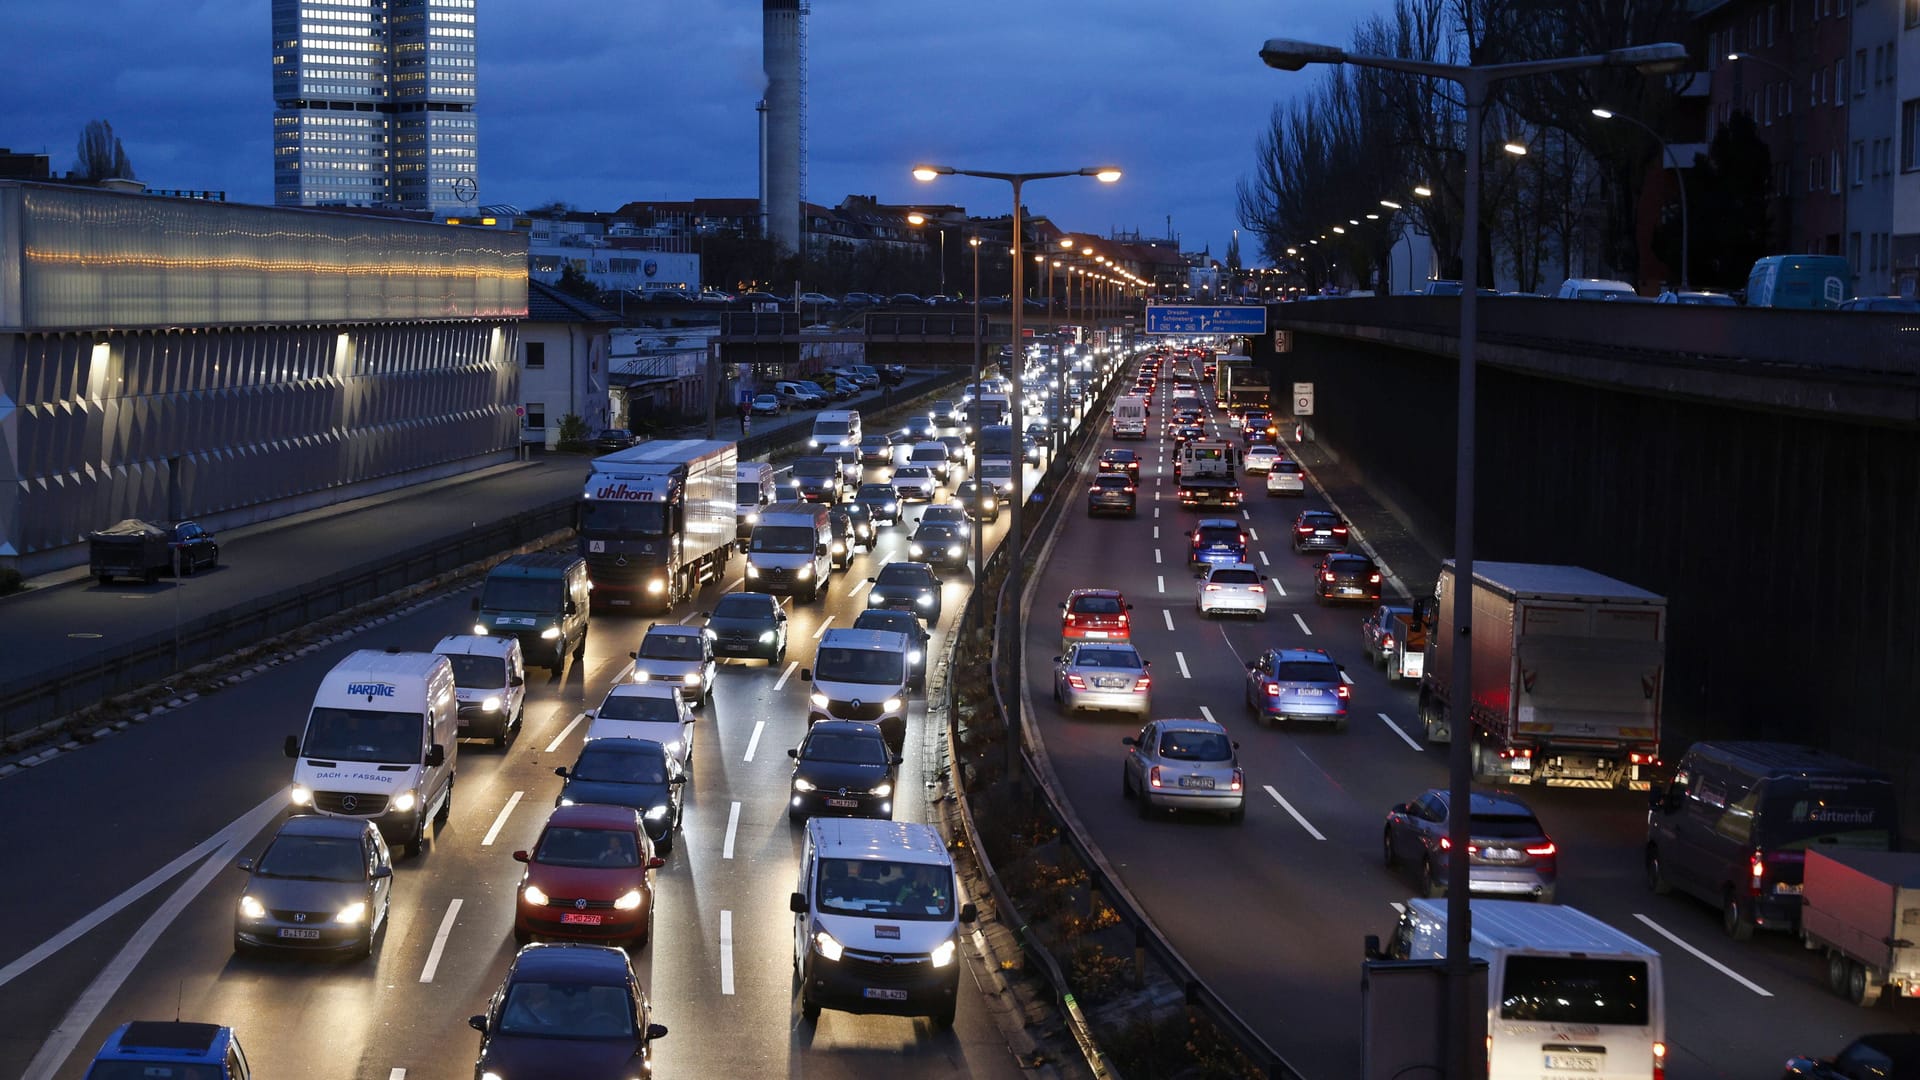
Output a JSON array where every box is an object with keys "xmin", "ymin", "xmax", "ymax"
[
  {"xmin": 1258, "ymin": 35, "xmax": 1686, "ymax": 1080},
  {"xmin": 1726, "ymin": 51, "xmax": 1800, "ymax": 250},
  {"xmin": 906, "ymin": 212, "xmax": 950, "ymax": 297},
  {"xmin": 913, "ymin": 161, "xmax": 1122, "ymax": 734},
  {"xmin": 1593, "ymin": 107, "xmax": 1691, "ymax": 291},
  {"xmin": 1501, "ymin": 142, "xmax": 1528, "ymax": 156}
]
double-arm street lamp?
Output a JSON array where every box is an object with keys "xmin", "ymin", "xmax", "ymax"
[
  {"xmin": 1258, "ymin": 36, "xmax": 1685, "ymax": 1080},
  {"xmin": 1592, "ymin": 108, "xmax": 1691, "ymax": 290}
]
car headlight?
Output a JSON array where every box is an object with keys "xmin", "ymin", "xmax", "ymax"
[
  {"xmin": 614, "ymin": 889, "xmax": 644, "ymax": 911},
  {"xmin": 883, "ymin": 501, "xmax": 897, "ymax": 511},
  {"xmin": 759, "ymin": 630, "xmax": 776, "ymax": 643},
  {"xmin": 908, "ymin": 650, "xmax": 923, "ymax": 664},
  {"xmin": 909, "ymin": 544, "xmax": 923, "ymax": 557},
  {"xmin": 290, "ymin": 785, "xmax": 313, "ymax": 806},
  {"xmin": 883, "ymin": 697, "xmax": 903, "ymax": 712},
  {"xmin": 747, "ymin": 564, "xmax": 760, "ymax": 577},
  {"xmin": 814, "ymin": 930, "xmax": 844, "ymax": 961},
  {"xmin": 646, "ymin": 578, "xmax": 666, "ymax": 594},
  {"xmin": 522, "ymin": 884, "xmax": 550, "ymax": 906},
  {"xmin": 481, "ymin": 695, "xmax": 502, "ymax": 712},
  {"xmin": 832, "ymin": 542, "xmax": 845, "ymax": 553},
  {"xmin": 559, "ymin": 797, "xmax": 576, "ymax": 806},
  {"xmin": 391, "ymin": 790, "xmax": 418, "ymax": 813},
  {"xmin": 947, "ymin": 545, "xmax": 962, "ymax": 557},
  {"xmin": 645, "ymin": 804, "xmax": 670, "ymax": 821},
  {"xmin": 239, "ymin": 895, "xmax": 266, "ymax": 919},
  {"xmin": 472, "ymin": 623, "xmax": 489, "ymax": 635},
  {"xmin": 793, "ymin": 777, "xmax": 816, "ymax": 792},
  {"xmin": 540, "ymin": 626, "xmax": 562, "ymax": 639},
  {"xmin": 810, "ymin": 692, "xmax": 830, "ymax": 708},
  {"xmin": 870, "ymin": 782, "xmax": 892, "ymax": 798},
  {"xmin": 482, "ymin": 1072, "xmax": 505, "ymax": 1080},
  {"xmin": 917, "ymin": 595, "xmax": 934, "ymax": 607},
  {"xmin": 868, "ymin": 593, "xmax": 884, "ymax": 605},
  {"xmin": 632, "ymin": 669, "xmax": 651, "ymax": 682},
  {"xmin": 336, "ymin": 901, "xmax": 368, "ymax": 925},
  {"xmin": 745, "ymin": 511, "xmax": 759, "ymax": 524},
  {"xmin": 797, "ymin": 564, "xmax": 813, "ymax": 579},
  {"xmin": 985, "ymin": 498, "xmax": 997, "ymax": 509},
  {"xmin": 683, "ymin": 672, "xmax": 701, "ymax": 686},
  {"xmin": 809, "ymin": 438, "xmax": 819, "ymax": 447}
]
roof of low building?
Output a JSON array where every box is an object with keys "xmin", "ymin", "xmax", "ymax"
[{"xmin": 526, "ymin": 279, "xmax": 623, "ymax": 324}]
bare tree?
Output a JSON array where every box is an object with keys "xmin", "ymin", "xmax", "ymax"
[{"xmin": 73, "ymin": 120, "xmax": 135, "ymax": 182}]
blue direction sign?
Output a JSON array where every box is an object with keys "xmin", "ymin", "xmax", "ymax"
[{"xmin": 1144, "ymin": 305, "xmax": 1267, "ymax": 334}]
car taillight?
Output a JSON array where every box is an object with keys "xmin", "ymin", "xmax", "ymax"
[
  {"xmin": 1381, "ymin": 636, "xmax": 1394, "ymax": 651},
  {"xmin": 1205, "ymin": 584, "xmax": 1222, "ymax": 591},
  {"xmin": 1652, "ymin": 1042, "xmax": 1666, "ymax": 1080},
  {"xmin": 1064, "ymin": 612, "xmax": 1076, "ymax": 623},
  {"xmin": 1369, "ymin": 573, "xmax": 1382, "ymax": 584},
  {"xmin": 1230, "ymin": 768, "xmax": 1244, "ymax": 792},
  {"xmin": 1239, "ymin": 533, "xmax": 1248, "ymax": 544},
  {"xmin": 1264, "ymin": 682, "xmax": 1281, "ymax": 697},
  {"xmin": 1066, "ymin": 674, "xmax": 1087, "ymax": 689},
  {"xmin": 1323, "ymin": 572, "xmax": 1336, "ymax": 582},
  {"xmin": 1117, "ymin": 613, "xmax": 1129, "ymax": 625},
  {"xmin": 1335, "ymin": 685, "xmax": 1351, "ymax": 699},
  {"xmin": 1750, "ymin": 849, "xmax": 1765, "ymax": 894},
  {"xmin": 1439, "ymin": 837, "xmax": 1478, "ymax": 854},
  {"xmin": 1525, "ymin": 842, "xmax": 1557, "ymax": 857},
  {"xmin": 1249, "ymin": 584, "xmax": 1264, "ymax": 593},
  {"xmin": 1133, "ymin": 676, "xmax": 1151, "ymax": 692},
  {"xmin": 1148, "ymin": 765, "xmax": 1163, "ymax": 788},
  {"xmin": 1333, "ymin": 526, "xmax": 1349, "ymax": 535},
  {"xmin": 1296, "ymin": 526, "xmax": 1312, "ymax": 534},
  {"xmin": 1125, "ymin": 486, "xmax": 1135, "ymax": 492}
]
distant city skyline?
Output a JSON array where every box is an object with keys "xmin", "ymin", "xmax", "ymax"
[{"xmin": 3, "ymin": 0, "xmax": 1392, "ymax": 257}]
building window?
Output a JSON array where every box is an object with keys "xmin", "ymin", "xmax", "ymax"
[
  {"xmin": 1769, "ymin": 3, "xmax": 1778, "ymax": 43},
  {"xmin": 1833, "ymin": 149, "xmax": 1843, "ymax": 190},
  {"xmin": 524, "ymin": 404, "xmax": 545, "ymax": 430},
  {"xmin": 1905, "ymin": 101, "xmax": 1920, "ymax": 171},
  {"xmin": 1855, "ymin": 140, "xmax": 1867, "ymax": 184},
  {"xmin": 1850, "ymin": 232, "xmax": 1863, "ymax": 272},
  {"xmin": 525, "ymin": 341, "xmax": 545, "ymax": 369},
  {"xmin": 1857, "ymin": 50, "xmax": 1868, "ymax": 94},
  {"xmin": 1836, "ymin": 59, "xmax": 1847, "ymax": 104}
]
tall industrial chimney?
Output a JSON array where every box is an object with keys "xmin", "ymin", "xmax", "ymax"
[{"xmin": 761, "ymin": 0, "xmax": 804, "ymax": 257}]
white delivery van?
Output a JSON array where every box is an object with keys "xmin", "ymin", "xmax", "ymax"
[
  {"xmin": 803, "ymin": 627, "xmax": 911, "ymax": 747},
  {"xmin": 1112, "ymin": 395, "xmax": 1148, "ymax": 439},
  {"xmin": 747, "ymin": 501, "xmax": 833, "ymax": 603},
  {"xmin": 790, "ymin": 818, "xmax": 978, "ymax": 1028},
  {"xmin": 1386, "ymin": 898, "xmax": 1667, "ymax": 1079},
  {"xmin": 810, "ymin": 409, "xmax": 862, "ymax": 450},
  {"xmin": 285, "ymin": 649, "xmax": 459, "ymax": 856},
  {"xmin": 736, "ymin": 461, "xmax": 779, "ymax": 541},
  {"xmin": 432, "ymin": 634, "xmax": 526, "ymax": 746}
]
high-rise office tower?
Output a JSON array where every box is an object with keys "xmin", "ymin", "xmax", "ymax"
[{"xmin": 272, "ymin": 0, "xmax": 477, "ymax": 213}]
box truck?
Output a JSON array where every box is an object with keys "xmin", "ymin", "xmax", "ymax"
[{"xmin": 580, "ymin": 439, "xmax": 737, "ymax": 612}]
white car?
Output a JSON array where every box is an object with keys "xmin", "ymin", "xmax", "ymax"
[
  {"xmin": 889, "ymin": 466, "xmax": 939, "ymax": 502},
  {"xmin": 585, "ymin": 682, "xmax": 696, "ymax": 774},
  {"xmin": 1266, "ymin": 459, "xmax": 1306, "ymax": 497},
  {"xmin": 1243, "ymin": 445, "xmax": 1282, "ymax": 474},
  {"xmin": 1197, "ymin": 562, "xmax": 1268, "ymax": 619},
  {"xmin": 627, "ymin": 623, "xmax": 717, "ymax": 705}
]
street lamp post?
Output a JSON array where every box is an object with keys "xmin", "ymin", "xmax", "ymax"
[
  {"xmin": 969, "ymin": 233, "xmax": 986, "ymax": 621},
  {"xmin": 1592, "ymin": 108, "xmax": 1690, "ymax": 291},
  {"xmin": 1259, "ymin": 36, "xmax": 1686, "ymax": 1080}
]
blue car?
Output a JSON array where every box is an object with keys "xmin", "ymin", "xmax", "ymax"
[
  {"xmin": 86, "ymin": 1021, "xmax": 252, "ymax": 1079},
  {"xmin": 1243, "ymin": 647, "xmax": 1349, "ymax": 730},
  {"xmin": 1188, "ymin": 519, "xmax": 1247, "ymax": 570}
]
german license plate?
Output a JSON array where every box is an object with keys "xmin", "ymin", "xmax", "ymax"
[
  {"xmin": 1340, "ymin": 587, "xmax": 1361, "ymax": 594},
  {"xmin": 1484, "ymin": 848, "xmax": 1523, "ymax": 861},
  {"xmin": 1314, "ymin": 530, "xmax": 1330, "ymax": 536},
  {"xmin": 1775, "ymin": 882, "xmax": 1803, "ymax": 895},
  {"xmin": 1179, "ymin": 775, "xmax": 1216, "ymax": 789},
  {"xmin": 561, "ymin": 913, "xmax": 603, "ymax": 925},
  {"xmin": 863, "ymin": 988, "xmax": 909, "ymax": 1001},
  {"xmin": 277, "ymin": 927, "xmax": 321, "ymax": 940},
  {"xmin": 1544, "ymin": 1054, "xmax": 1599, "ymax": 1072},
  {"xmin": 1296, "ymin": 687, "xmax": 1324, "ymax": 696},
  {"xmin": 826, "ymin": 798, "xmax": 858, "ymax": 808},
  {"xmin": 1085, "ymin": 630, "xmax": 1109, "ymax": 638}
]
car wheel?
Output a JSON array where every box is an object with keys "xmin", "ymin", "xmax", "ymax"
[
  {"xmin": 1420, "ymin": 859, "xmax": 1446, "ymax": 898},
  {"xmin": 434, "ymin": 779, "xmax": 452, "ymax": 826},
  {"xmin": 633, "ymin": 905, "xmax": 654, "ymax": 950},
  {"xmin": 930, "ymin": 998, "xmax": 957, "ymax": 1029},
  {"xmin": 1136, "ymin": 783, "xmax": 1154, "ymax": 820},
  {"xmin": 179, "ymin": 552, "xmax": 194, "ymax": 577},
  {"xmin": 1829, "ymin": 953, "xmax": 1852, "ymax": 996},
  {"xmin": 1848, "ymin": 960, "xmax": 1884, "ymax": 1007},
  {"xmin": 1723, "ymin": 888, "xmax": 1755, "ymax": 941},
  {"xmin": 1644, "ymin": 847, "xmax": 1672, "ymax": 895},
  {"xmin": 800, "ymin": 990, "xmax": 822, "ymax": 1023},
  {"xmin": 403, "ymin": 813, "xmax": 426, "ymax": 857},
  {"xmin": 1052, "ymin": 679, "xmax": 1061, "ymax": 703},
  {"xmin": 1227, "ymin": 806, "xmax": 1245, "ymax": 824},
  {"xmin": 232, "ymin": 937, "xmax": 256, "ymax": 958},
  {"xmin": 573, "ymin": 631, "xmax": 588, "ymax": 662},
  {"xmin": 1382, "ymin": 828, "xmax": 1398, "ymax": 868}
]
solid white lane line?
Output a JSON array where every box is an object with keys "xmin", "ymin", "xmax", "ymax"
[
  {"xmin": 1157, "ymin": 575, "xmax": 1165, "ymax": 593},
  {"xmin": 720, "ymin": 910, "xmax": 736, "ymax": 995},
  {"xmin": 1258, "ymin": 550, "xmax": 1270, "ymax": 566},
  {"xmin": 723, "ymin": 801, "xmax": 742, "ymax": 859},
  {"xmin": 1154, "ymin": 549, "xmax": 1162, "ymax": 564},
  {"xmin": 1292, "ymin": 613, "xmax": 1313, "ymax": 636},
  {"xmin": 744, "ymin": 720, "xmax": 766, "ymax": 762},
  {"xmin": 1198, "ymin": 705, "xmax": 1216, "ymax": 724},
  {"xmin": 1263, "ymin": 786, "xmax": 1327, "ymax": 841},
  {"xmin": 480, "ymin": 791, "xmax": 524, "ymax": 847},
  {"xmin": 812, "ymin": 615, "xmax": 836, "ymax": 639},
  {"xmin": 418, "ymin": 899, "xmax": 464, "ymax": 983},
  {"xmin": 1380, "ymin": 713, "xmax": 1425, "ymax": 752},
  {"xmin": 1631, "ymin": 914, "xmax": 1773, "ymax": 997},
  {"xmin": 1247, "ymin": 527, "xmax": 1260, "ymax": 541},
  {"xmin": 1162, "ymin": 609, "xmax": 1175, "ymax": 631},
  {"xmin": 775, "ymin": 660, "xmax": 799, "ymax": 690},
  {"xmin": 544, "ymin": 713, "xmax": 585, "ymax": 753},
  {"xmin": 1175, "ymin": 652, "xmax": 1191, "ymax": 678}
]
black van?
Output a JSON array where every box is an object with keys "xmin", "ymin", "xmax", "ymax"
[
  {"xmin": 473, "ymin": 553, "xmax": 592, "ymax": 673},
  {"xmin": 1645, "ymin": 741, "xmax": 1897, "ymax": 940}
]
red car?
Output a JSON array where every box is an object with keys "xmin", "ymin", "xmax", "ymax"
[
  {"xmin": 1060, "ymin": 588, "xmax": 1133, "ymax": 648},
  {"xmin": 513, "ymin": 805, "xmax": 665, "ymax": 949}
]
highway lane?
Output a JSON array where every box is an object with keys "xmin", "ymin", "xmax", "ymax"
[
  {"xmin": 1023, "ymin": 364, "xmax": 1898, "ymax": 1078},
  {"xmin": 0, "ymin": 441, "xmax": 1048, "ymax": 1080}
]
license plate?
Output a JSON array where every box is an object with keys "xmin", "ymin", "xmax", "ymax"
[
  {"xmin": 1295, "ymin": 687, "xmax": 1324, "ymax": 696},
  {"xmin": 561, "ymin": 913, "xmax": 603, "ymax": 925},
  {"xmin": 1340, "ymin": 587, "xmax": 1361, "ymax": 594},
  {"xmin": 1483, "ymin": 848, "xmax": 1524, "ymax": 862},
  {"xmin": 1179, "ymin": 775, "xmax": 1217, "ymax": 789},
  {"xmin": 1775, "ymin": 882, "xmax": 1803, "ymax": 895},
  {"xmin": 277, "ymin": 927, "xmax": 321, "ymax": 940},
  {"xmin": 1314, "ymin": 530, "xmax": 1330, "ymax": 536},
  {"xmin": 825, "ymin": 798, "xmax": 858, "ymax": 808},
  {"xmin": 1085, "ymin": 630, "xmax": 1109, "ymax": 638},
  {"xmin": 1544, "ymin": 1054, "xmax": 1599, "ymax": 1072},
  {"xmin": 863, "ymin": 988, "xmax": 909, "ymax": 1001}
]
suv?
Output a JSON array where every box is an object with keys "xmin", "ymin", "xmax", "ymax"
[
  {"xmin": 1060, "ymin": 588, "xmax": 1132, "ymax": 648},
  {"xmin": 1188, "ymin": 519, "xmax": 1248, "ymax": 570},
  {"xmin": 1086, "ymin": 473, "xmax": 1137, "ymax": 517},
  {"xmin": 1383, "ymin": 789, "xmax": 1558, "ymax": 902},
  {"xmin": 1290, "ymin": 510, "xmax": 1349, "ymax": 553},
  {"xmin": 1243, "ymin": 647, "xmax": 1349, "ymax": 730},
  {"xmin": 628, "ymin": 623, "xmax": 718, "ymax": 705},
  {"xmin": 1314, "ymin": 553, "xmax": 1381, "ymax": 605},
  {"xmin": 85, "ymin": 1022, "xmax": 253, "ymax": 1079}
]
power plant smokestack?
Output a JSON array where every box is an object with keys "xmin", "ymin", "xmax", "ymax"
[{"xmin": 761, "ymin": 0, "xmax": 804, "ymax": 257}]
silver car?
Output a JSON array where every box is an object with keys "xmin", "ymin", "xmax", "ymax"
[
  {"xmin": 1052, "ymin": 642, "xmax": 1152, "ymax": 716},
  {"xmin": 627, "ymin": 624, "xmax": 717, "ymax": 705},
  {"xmin": 233, "ymin": 816, "xmax": 394, "ymax": 958},
  {"xmin": 889, "ymin": 466, "xmax": 938, "ymax": 502},
  {"xmin": 1120, "ymin": 719, "xmax": 1245, "ymax": 822}
]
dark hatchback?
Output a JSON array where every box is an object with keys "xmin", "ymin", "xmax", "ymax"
[
  {"xmin": 1098, "ymin": 448, "xmax": 1142, "ymax": 480},
  {"xmin": 591, "ymin": 429, "xmax": 641, "ymax": 453},
  {"xmin": 852, "ymin": 608, "xmax": 930, "ymax": 691},
  {"xmin": 1086, "ymin": 473, "xmax": 1137, "ymax": 517},
  {"xmin": 702, "ymin": 591, "xmax": 787, "ymax": 663},
  {"xmin": 866, "ymin": 562, "xmax": 942, "ymax": 622},
  {"xmin": 1315, "ymin": 553, "xmax": 1381, "ymax": 605},
  {"xmin": 787, "ymin": 720, "xmax": 901, "ymax": 821},
  {"xmin": 1291, "ymin": 510, "xmax": 1349, "ymax": 553},
  {"xmin": 1189, "ymin": 520, "xmax": 1248, "ymax": 570},
  {"xmin": 554, "ymin": 738, "xmax": 687, "ymax": 855},
  {"xmin": 470, "ymin": 943, "xmax": 668, "ymax": 1080},
  {"xmin": 853, "ymin": 483, "xmax": 902, "ymax": 526},
  {"xmin": 908, "ymin": 521, "xmax": 970, "ymax": 569},
  {"xmin": 953, "ymin": 479, "xmax": 1000, "ymax": 523}
]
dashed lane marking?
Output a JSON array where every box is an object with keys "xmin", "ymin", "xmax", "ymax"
[
  {"xmin": 480, "ymin": 791, "xmax": 523, "ymax": 846},
  {"xmin": 744, "ymin": 720, "xmax": 766, "ymax": 762},
  {"xmin": 1380, "ymin": 713, "xmax": 1425, "ymax": 751},
  {"xmin": 1263, "ymin": 786, "xmax": 1326, "ymax": 840},
  {"xmin": 1292, "ymin": 613, "xmax": 1313, "ymax": 636}
]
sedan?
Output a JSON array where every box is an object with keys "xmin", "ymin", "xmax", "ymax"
[
  {"xmin": 1291, "ymin": 510, "xmax": 1349, "ymax": 553},
  {"xmin": 512, "ymin": 805, "xmax": 666, "ymax": 947},
  {"xmin": 889, "ymin": 466, "xmax": 939, "ymax": 503},
  {"xmin": 859, "ymin": 433, "xmax": 895, "ymax": 465},
  {"xmin": 918, "ymin": 504, "xmax": 971, "ymax": 533},
  {"xmin": 232, "ymin": 816, "xmax": 393, "ymax": 958},
  {"xmin": 703, "ymin": 591, "xmax": 787, "ymax": 663},
  {"xmin": 1120, "ymin": 719, "xmax": 1245, "ymax": 822},
  {"xmin": 750, "ymin": 394, "xmax": 785, "ymax": 417},
  {"xmin": 626, "ymin": 624, "xmax": 716, "ymax": 704},
  {"xmin": 169, "ymin": 520, "xmax": 221, "ymax": 575},
  {"xmin": 908, "ymin": 521, "xmax": 970, "ymax": 570},
  {"xmin": 1086, "ymin": 473, "xmax": 1137, "ymax": 517},
  {"xmin": 591, "ymin": 428, "xmax": 641, "ymax": 453},
  {"xmin": 867, "ymin": 561, "xmax": 943, "ymax": 622},
  {"xmin": 954, "ymin": 479, "xmax": 1000, "ymax": 522},
  {"xmin": 1383, "ymin": 789, "xmax": 1558, "ymax": 903},
  {"xmin": 1197, "ymin": 562, "xmax": 1267, "ymax": 619},
  {"xmin": 1053, "ymin": 642, "xmax": 1152, "ymax": 716},
  {"xmin": 853, "ymin": 483, "xmax": 902, "ymax": 526},
  {"xmin": 555, "ymin": 737, "xmax": 687, "ymax": 854},
  {"xmin": 1266, "ymin": 459, "xmax": 1306, "ymax": 497},
  {"xmin": 1315, "ymin": 553, "xmax": 1382, "ymax": 605},
  {"xmin": 469, "ymin": 943, "xmax": 669, "ymax": 1080},
  {"xmin": 898, "ymin": 415, "xmax": 941, "ymax": 444},
  {"xmin": 1243, "ymin": 445, "xmax": 1282, "ymax": 474},
  {"xmin": 787, "ymin": 720, "xmax": 901, "ymax": 821}
]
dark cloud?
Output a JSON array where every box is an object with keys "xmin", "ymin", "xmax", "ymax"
[{"xmin": 2, "ymin": 0, "xmax": 1389, "ymax": 257}]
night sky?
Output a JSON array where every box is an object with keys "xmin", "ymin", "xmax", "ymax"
[{"xmin": 3, "ymin": 0, "xmax": 1392, "ymax": 258}]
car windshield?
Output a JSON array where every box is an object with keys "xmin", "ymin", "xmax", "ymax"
[
  {"xmin": 1073, "ymin": 647, "xmax": 1141, "ymax": 670},
  {"xmin": 442, "ymin": 653, "xmax": 506, "ymax": 689},
  {"xmin": 637, "ymin": 633, "xmax": 704, "ymax": 661},
  {"xmin": 862, "ymin": 436, "xmax": 889, "ymax": 449},
  {"xmin": 802, "ymin": 732, "xmax": 890, "ymax": 764},
  {"xmin": 257, "ymin": 834, "xmax": 364, "ymax": 881},
  {"xmin": 1757, "ymin": 781, "xmax": 1898, "ymax": 849},
  {"xmin": 480, "ymin": 578, "xmax": 563, "ymax": 612},
  {"xmin": 572, "ymin": 746, "xmax": 668, "ymax": 785},
  {"xmin": 751, "ymin": 526, "xmax": 816, "ymax": 554},
  {"xmin": 496, "ymin": 980, "xmax": 637, "ymax": 1038},
  {"xmin": 1158, "ymin": 730, "xmax": 1233, "ymax": 762},
  {"xmin": 595, "ymin": 694, "xmax": 681, "ymax": 723},
  {"xmin": 857, "ymin": 484, "xmax": 895, "ymax": 501},
  {"xmin": 877, "ymin": 565, "xmax": 931, "ymax": 587},
  {"xmin": 736, "ymin": 482, "xmax": 762, "ymax": 505},
  {"xmin": 915, "ymin": 525, "xmax": 959, "ymax": 542},
  {"xmin": 579, "ymin": 500, "xmax": 667, "ymax": 537},
  {"xmin": 1197, "ymin": 527, "xmax": 1241, "ymax": 545},
  {"xmin": 1469, "ymin": 813, "xmax": 1544, "ymax": 839},
  {"xmin": 894, "ymin": 467, "xmax": 930, "ymax": 479},
  {"xmin": 1276, "ymin": 661, "xmax": 1340, "ymax": 683},
  {"xmin": 597, "ymin": 430, "xmax": 631, "ymax": 441},
  {"xmin": 981, "ymin": 463, "xmax": 1013, "ymax": 478},
  {"xmin": 711, "ymin": 595, "xmax": 771, "ymax": 620},
  {"xmin": 1575, "ymin": 288, "xmax": 1632, "ymax": 300},
  {"xmin": 535, "ymin": 826, "xmax": 640, "ymax": 869},
  {"xmin": 923, "ymin": 508, "xmax": 965, "ymax": 523},
  {"xmin": 1210, "ymin": 568, "xmax": 1259, "ymax": 585},
  {"xmin": 1071, "ymin": 595, "xmax": 1123, "ymax": 615},
  {"xmin": 815, "ymin": 420, "xmax": 850, "ymax": 435},
  {"xmin": 814, "ymin": 857, "xmax": 956, "ymax": 920},
  {"xmin": 793, "ymin": 459, "xmax": 835, "ymax": 478},
  {"xmin": 300, "ymin": 708, "xmax": 420, "ymax": 764},
  {"xmin": 1500, "ymin": 957, "xmax": 1647, "ymax": 1026},
  {"xmin": 754, "ymin": 396, "xmax": 778, "ymax": 406},
  {"xmin": 855, "ymin": 613, "xmax": 918, "ymax": 638},
  {"xmin": 814, "ymin": 646, "xmax": 905, "ymax": 685},
  {"xmin": 911, "ymin": 447, "xmax": 947, "ymax": 462}
]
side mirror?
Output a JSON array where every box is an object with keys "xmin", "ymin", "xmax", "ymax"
[
  {"xmin": 868, "ymin": 577, "xmax": 878, "ymax": 584},
  {"xmin": 1121, "ymin": 736, "xmax": 1138, "ymax": 747},
  {"xmin": 565, "ymin": 600, "xmax": 579, "ymax": 615},
  {"xmin": 234, "ymin": 858, "xmax": 254, "ymax": 873},
  {"xmin": 584, "ymin": 708, "xmax": 597, "ymax": 719},
  {"xmin": 669, "ymin": 775, "xmax": 688, "ymax": 785},
  {"xmin": 470, "ymin": 598, "xmax": 481, "ymax": 611},
  {"xmin": 629, "ymin": 651, "xmax": 640, "ymax": 660},
  {"xmin": 468, "ymin": 1014, "xmax": 489, "ymax": 1034},
  {"xmin": 511, "ymin": 850, "xmax": 530, "ymax": 863},
  {"xmin": 1052, "ymin": 656, "xmax": 1062, "ymax": 664},
  {"xmin": 647, "ymin": 856, "xmax": 666, "ymax": 870},
  {"xmin": 1391, "ymin": 802, "xmax": 1411, "ymax": 815},
  {"xmin": 817, "ymin": 544, "xmax": 829, "ymax": 556},
  {"xmin": 787, "ymin": 748, "xmax": 800, "ymax": 759},
  {"xmin": 790, "ymin": 891, "xmax": 809, "ymax": 914},
  {"xmin": 959, "ymin": 902, "xmax": 978, "ymax": 924},
  {"xmin": 426, "ymin": 744, "xmax": 446, "ymax": 768},
  {"xmin": 800, "ymin": 668, "xmax": 812, "ymax": 681},
  {"xmin": 646, "ymin": 1023, "xmax": 670, "ymax": 1041},
  {"xmin": 554, "ymin": 766, "xmax": 570, "ymax": 778},
  {"xmin": 1246, "ymin": 661, "xmax": 1258, "ymax": 671},
  {"xmin": 1126, "ymin": 603, "xmax": 1135, "ymax": 610},
  {"xmin": 372, "ymin": 864, "xmax": 393, "ymax": 880},
  {"xmin": 283, "ymin": 735, "xmax": 300, "ymax": 759},
  {"xmin": 1059, "ymin": 601, "xmax": 1068, "ymax": 610},
  {"xmin": 1364, "ymin": 934, "xmax": 1383, "ymax": 961},
  {"xmin": 509, "ymin": 675, "xmax": 525, "ymax": 687}
]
